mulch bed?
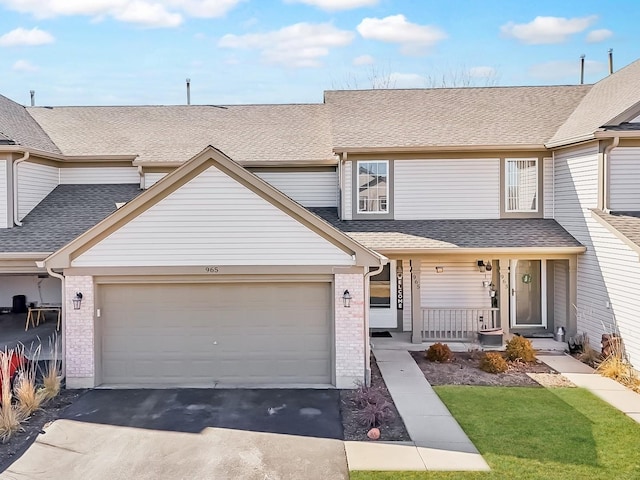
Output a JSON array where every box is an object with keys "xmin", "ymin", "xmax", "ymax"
[
  {"xmin": 340, "ymin": 356, "xmax": 411, "ymax": 442},
  {"xmin": 410, "ymin": 350, "xmax": 560, "ymax": 387},
  {"xmin": 0, "ymin": 389, "xmax": 82, "ymax": 472}
]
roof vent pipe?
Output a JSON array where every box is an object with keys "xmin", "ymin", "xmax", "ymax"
[
  {"xmin": 580, "ymin": 54, "xmax": 585, "ymax": 85},
  {"xmin": 30, "ymin": 90, "xmax": 35, "ymax": 106},
  {"xmin": 186, "ymin": 78, "xmax": 191, "ymax": 105},
  {"xmin": 608, "ymin": 48, "xmax": 614, "ymax": 75}
]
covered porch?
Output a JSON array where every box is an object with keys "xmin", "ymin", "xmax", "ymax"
[{"xmin": 398, "ymin": 254, "xmax": 579, "ymax": 344}]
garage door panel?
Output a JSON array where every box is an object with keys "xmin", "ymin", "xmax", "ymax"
[{"xmin": 100, "ymin": 282, "xmax": 331, "ymax": 386}]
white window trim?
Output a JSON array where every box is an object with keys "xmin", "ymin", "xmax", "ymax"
[
  {"xmin": 505, "ymin": 158, "xmax": 539, "ymax": 213},
  {"xmin": 357, "ymin": 160, "xmax": 389, "ymax": 214}
]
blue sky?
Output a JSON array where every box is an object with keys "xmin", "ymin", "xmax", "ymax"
[{"xmin": 0, "ymin": 0, "xmax": 637, "ymax": 106}]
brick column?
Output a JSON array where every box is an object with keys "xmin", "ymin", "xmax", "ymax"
[
  {"xmin": 65, "ymin": 276, "xmax": 96, "ymax": 388},
  {"xmin": 334, "ymin": 273, "xmax": 365, "ymax": 388}
]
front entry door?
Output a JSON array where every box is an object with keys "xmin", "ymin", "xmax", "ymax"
[
  {"xmin": 369, "ymin": 261, "xmax": 398, "ymax": 329},
  {"xmin": 510, "ymin": 259, "xmax": 547, "ymax": 327}
]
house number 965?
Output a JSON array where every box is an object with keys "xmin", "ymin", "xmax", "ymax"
[{"xmin": 205, "ymin": 266, "xmax": 219, "ymax": 273}]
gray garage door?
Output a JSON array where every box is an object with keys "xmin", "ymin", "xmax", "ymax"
[{"xmin": 99, "ymin": 282, "xmax": 332, "ymax": 386}]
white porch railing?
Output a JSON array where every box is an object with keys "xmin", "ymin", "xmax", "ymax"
[{"xmin": 422, "ymin": 307, "xmax": 500, "ymax": 341}]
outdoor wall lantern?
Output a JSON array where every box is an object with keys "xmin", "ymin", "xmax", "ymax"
[
  {"xmin": 72, "ymin": 292, "xmax": 83, "ymax": 310},
  {"xmin": 342, "ymin": 289, "xmax": 352, "ymax": 308},
  {"xmin": 477, "ymin": 260, "xmax": 486, "ymax": 273},
  {"xmin": 435, "ymin": 266, "xmax": 444, "ymax": 273},
  {"xmin": 485, "ymin": 261, "xmax": 492, "ymax": 272}
]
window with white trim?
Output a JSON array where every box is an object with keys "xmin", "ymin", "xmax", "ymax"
[
  {"xmin": 358, "ymin": 161, "xmax": 388, "ymax": 213},
  {"xmin": 505, "ymin": 159, "xmax": 538, "ymax": 212}
]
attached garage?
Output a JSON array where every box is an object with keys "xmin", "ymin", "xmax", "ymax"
[
  {"xmin": 44, "ymin": 148, "xmax": 383, "ymax": 389},
  {"xmin": 98, "ymin": 282, "xmax": 332, "ymax": 386}
]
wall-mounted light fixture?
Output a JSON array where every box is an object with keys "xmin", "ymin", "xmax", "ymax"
[
  {"xmin": 485, "ymin": 261, "xmax": 493, "ymax": 272},
  {"xmin": 342, "ymin": 289, "xmax": 352, "ymax": 308},
  {"xmin": 435, "ymin": 266, "xmax": 444, "ymax": 273},
  {"xmin": 72, "ymin": 292, "xmax": 83, "ymax": 310},
  {"xmin": 477, "ymin": 260, "xmax": 486, "ymax": 273}
]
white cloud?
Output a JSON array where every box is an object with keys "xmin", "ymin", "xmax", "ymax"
[
  {"xmin": 529, "ymin": 59, "xmax": 605, "ymax": 80},
  {"xmin": 501, "ymin": 15, "xmax": 598, "ymax": 44},
  {"xmin": 12, "ymin": 59, "xmax": 38, "ymax": 71},
  {"xmin": 0, "ymin": 27, "xmax": 54, "ymax": 46},
  {"xmin": 286, "ymin": 0, "xmax": 377, "ymax": 11},
  {"xmin": 357, "ymin": 14, "xmax": 447, "ymax": 55},
  {"xmin": 114, "ymin": 2, "xmax": 181, "ymax": 28},
  {"xmin": 0, "ymin": 0, "xmax": 244, "ymax": 27},
  {"xmin": 469, "ymin": 66, "xmax": 496, "ymax": 78},
  {"xmin": 586, "ymin": 28, "xmax": 613, "ymax": 43},
  {"xmin": 353, "ymin": 54, "xmax": 374, "ymax": 66},
  {"xmin": 388, "ymin": 72, "xmax": 424, "ymax": 88},
  {"xmin": 219, "ymin": 22, "xmax": 354, "ymax": 68}
]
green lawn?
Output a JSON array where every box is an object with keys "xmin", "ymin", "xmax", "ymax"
[{"xmin": 350, "ymin": 386, "xmax": 640, "ymax": 480}]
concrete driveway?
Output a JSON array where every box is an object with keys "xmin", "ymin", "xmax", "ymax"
[{"xmin": 1, "ymin": 389, "xmax": 348, "ymax": 480}]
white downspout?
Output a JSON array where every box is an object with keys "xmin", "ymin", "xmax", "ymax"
[
  {"xmin": 138, "ymin": 166, "xmax": 145, "ymax": 190},
  {"xmin": 12, "ymin": 151, "xmax": 30, "ymax": 226},
  {"xmin": 363, "ymin": 259, "xmax": 387, "ymax": 386},
  {"xmin": 41, "ymin": 263, "xmax": 66, "ymax": 381},
  {"xmin": 603, "ymin": 136, "xmax": 620, "ymax": 213}
]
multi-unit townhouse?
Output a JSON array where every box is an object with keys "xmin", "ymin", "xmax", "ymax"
[{"xmin": 1, "ymin": 58, "xmax": 640, "ymax": 389}]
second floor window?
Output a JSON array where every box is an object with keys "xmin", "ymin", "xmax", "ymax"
[
  {"xmin": 506, "ymin": 159, "xmax": 538, "ymax": 212},
  {"xmin": 358, "ymin": 161, "xmax": 388, "ymax": 213}
]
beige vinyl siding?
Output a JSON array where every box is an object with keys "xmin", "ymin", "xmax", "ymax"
[
  {"xmin": 394, "ymin": 159, "xmax": 500, "ymax": 220},
  {"xmin": 0, "ymin": 160, "xmax": 7, "ymax": 228},
  {"xmin": 254, "ymin": 170, "xmax": 337, "ymax": 207},
  {"xmin": 609, "ymin": 148, "xmax": 640, "ymax": 210},
  {"xmin": 402, "ymin": 259, "xmax": 412, "ymax": 331},
  {"xmin": 554, "ymin": 143, "xmax": 640, "ymax": 366},
  {"xmin": 343, "ymin": 161, "xmax": 352, "ymax": 220},
  {"xmin": 420, "ymin": 260, "xmax": 492, "ymax": 309},
  {"xmin": 553, "ymin": 261, "xmax": 568, "ymax": 329},
  {"xmin": 544, "ymin": 157, "xmax": 554, "ymax": 218},
  {"xmin": 72, "ymin": 166, "xmax": 354, "ymax": 267},
  {"xmin": 60, "ymin": 167, "xmax": 139, "ymax": 185},
  {"xmin": 144, "ymin": 172, "xmax": 167, "ymax": 188},
  {"xmin": 17, "ymin": 162, "xmax": 58, "ymax": 220}
]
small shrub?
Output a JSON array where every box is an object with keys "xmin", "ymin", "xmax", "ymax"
[
  {"xmin": 505, "ymin": 336, "xmax": 537, "ymax": 363},
  {"xmin": 356, "ymin": 399, "xmax": 394, "ymax": 428},
  {"xmin": 425, "ymin": 343, "xmax": 454, "ymax": 363},
  {"xmin": 578, "ymin": 346, "xmax": 601, "ymax": 368},
  {"xmin": 479, "ymin": 352, "xmax": 508, "ymax": 374}
]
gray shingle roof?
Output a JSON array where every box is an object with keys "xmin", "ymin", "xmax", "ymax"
[
  {"xmin": 549, "ymin": 59, "xmax": 640, "ymax": 145},
  {"xmin": 592, "ymin": 209, "xmax": 640, "ymax": 250},
  {"xmin": 26, "ymin": 104, "xmax": 334, "ymax": 164},
  {"xmin": 0, "ymin": 184, "xmax": 141, "ymax": 252},
  {"xmin": 0, "ymin": 95, "xmax": 60, "ymax": 153},
  {"xmin": 325, "ymin": 85, "xmax": 591, "ymax": 149},
  {"xmin": 310, "ymin": 208, "xmax": 583, "ymax": 251}
]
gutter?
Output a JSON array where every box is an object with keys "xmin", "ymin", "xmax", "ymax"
[
  {"xmin": 12, "ymin": 151, "xmax": 29, "ymax": 226},
  {"xmin": 41, "ymin": 263, "xmax": 66, "ymax": 381},
  {"xmin": 362, "ymin": 256, "xmax": 388, "ymax": 386},
  {"xmin": 334, "ymin": 144, "xmax": 547, "ymax": 155},
  {"xmin": 603, "ymin": 135, "xmax": 620, "ymax": 212},
  {"xmin": 358, "ymin": 246, "xmax": 587, "ymax": 256}
]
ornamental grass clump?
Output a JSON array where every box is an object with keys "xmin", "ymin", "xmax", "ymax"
[
  {"xmin": 14, "ymin": 345, "xmax": 44, "ymax": 420},
  {"xmin": 0, "ymin": 349, "xmax": 22, "ymax": 442},
  {"xmin": 505, "ymin": 336, "xmax": 537, "ymax": 363},
  {"xmin": 40, "ymin": 335, "xmax": 62, "ymax": 402}
]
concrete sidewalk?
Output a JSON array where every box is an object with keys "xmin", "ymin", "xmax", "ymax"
[
  {"xmin": 539, "ymin": 354, "xmax": 640, "ymax": 424},
  {"xmin": 344, "ymin": 347, "xmax": 489, "ymax": 472}
]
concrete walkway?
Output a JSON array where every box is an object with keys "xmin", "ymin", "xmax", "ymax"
[
  {"xmin": 539, "ymin": 354, "xmax": 640, "ymax": 424},
  {"xmin": 344, "ymin": 345, "xmax": 490, "ymax": 472}
]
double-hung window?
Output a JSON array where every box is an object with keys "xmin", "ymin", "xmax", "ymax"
[
  {"xmin": 505, "ymin": 159, "xmax": 538, "ymax": 212},
  {"xmin": 358, "ymin": 161, "xmax": 388, "ymax": 214}
]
